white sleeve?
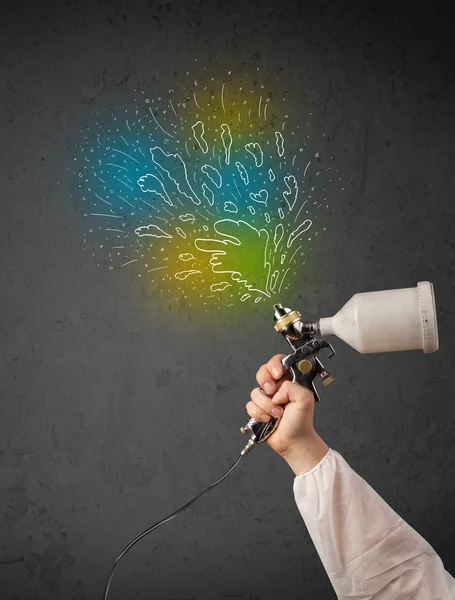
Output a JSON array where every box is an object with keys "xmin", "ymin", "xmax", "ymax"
[{"xmin": 293, "ymin": 448, "xmax": 455, "ymax": 600}]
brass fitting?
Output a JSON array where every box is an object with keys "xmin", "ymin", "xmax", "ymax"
[{"xmin": 273, "ymin": 309, "xmax": 302, "ymax": 333}]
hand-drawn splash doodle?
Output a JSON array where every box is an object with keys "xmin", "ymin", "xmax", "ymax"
[{"xmin": 70, "ymin": 70, "xmax": 339, "ymax": 311}]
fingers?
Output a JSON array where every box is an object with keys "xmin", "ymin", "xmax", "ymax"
[
  {"xmin": 271, "ymin": 380, "xmax": 315, "ymax": 408},
  {"xmin": 267, "ymin": 354, "xmax": 287, "ymax": 380},
  {"xmin": 246, "ymin": 388, "xmax": 284, "ymax": 422},
  {"xmin": 256, "ymin": 365, "xmax": 277, "ymax": 395},
  {"xmin": 249, "ymin": 355, "xmax": 314, "ymax": 423},
  {"xmin": 245, "ymin": 381, "xmax": 314, "ymax": 423},
  {"xmin": 256, "ymin": 354, "xmax": 290, "ymax": 395}
]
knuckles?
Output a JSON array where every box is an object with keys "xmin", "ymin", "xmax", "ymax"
[
  {"xmin": 277, "ymin": 380, "xmax": 314, "ymax": 406},
  {"xmin": 269, "ymin": 354, "xmax": 285, "ymax": 369},
  {"xmin": 256, "ymin": 356, "xmax": 288, "ymax": 385},
  {"xmin": 255, "ymin": 365, "xmax": 266, "ymax": 383}
]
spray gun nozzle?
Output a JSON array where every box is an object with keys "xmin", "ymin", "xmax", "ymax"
[{"xmin": 273, "ymin": 303, "xmax": 288, "ymax": 322}]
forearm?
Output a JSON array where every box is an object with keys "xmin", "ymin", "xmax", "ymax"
[{"xmin": 291, "ymin": 448, "xmax": 455, "ymax": 599}]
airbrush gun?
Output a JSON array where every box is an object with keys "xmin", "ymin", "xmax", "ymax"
[
  {"xmin": 240, "ymin": 281, "xmax": 439, "ymax": 455},
  {"xmin": 103, "ymin": 281, "xmax": 439, "ymax": 599}
]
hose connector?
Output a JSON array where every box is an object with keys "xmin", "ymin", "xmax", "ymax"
[{"xmin": 241, "ymin": 439, "xmax": 256, "ymax": 456}]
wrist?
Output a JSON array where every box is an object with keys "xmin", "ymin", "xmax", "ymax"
[{"xmin": 280, "ymin": 431, "xmax": 329, "ymax": 476}]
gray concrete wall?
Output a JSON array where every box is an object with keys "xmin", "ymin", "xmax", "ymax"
[{"xmin": 1, "ymin": 1, "xmax": 455, "ymax": 598}]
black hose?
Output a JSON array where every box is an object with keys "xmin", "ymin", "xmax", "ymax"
[{"xmin": 102, "ymin": 452, "xmax": 245, "ymax": 599}]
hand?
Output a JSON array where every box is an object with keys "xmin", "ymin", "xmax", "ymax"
[{"xmin": 246, "ymin": 354, "xmax": 329, "ymax": 475}]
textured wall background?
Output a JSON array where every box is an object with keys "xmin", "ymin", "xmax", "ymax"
[{"xmin": 1, "ymin": 1, "xmax": 455, "ymax": 598}]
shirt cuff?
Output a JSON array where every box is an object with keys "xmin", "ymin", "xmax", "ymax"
[{"xmin": 293, "ymin": 447, "xmax": 333, "ymax": 480}]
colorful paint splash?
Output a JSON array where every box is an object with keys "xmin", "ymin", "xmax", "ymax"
[{"xmin": 71, "ymin": 71, "xmax": 336, "ymax": 311}]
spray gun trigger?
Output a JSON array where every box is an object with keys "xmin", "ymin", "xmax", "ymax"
[{"xmin": 320, "ymin": 340, "xmax": 336, "ymax": 359}]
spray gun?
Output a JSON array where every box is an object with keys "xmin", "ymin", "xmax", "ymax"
[
  {"xmin": 239, "ymin": 303, "xmax": 336, "ymax": 455},
  {"xmin": 103, "ymin": 281, "xmax": 438, "ymax": 599},
  {"xmin": 240, "ymin": 281, "xmax": 439, "ymax": 455}
]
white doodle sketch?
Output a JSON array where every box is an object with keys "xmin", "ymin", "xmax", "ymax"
[
  {"xmin": 137, "ymin": 174, "xmax": 173, "ymax": 206},
  {"xmin": 235, "ymin": 161, "xmax": 249, "ymax": 185},
  {"xmin": 245, "ymin": 142, "xmax": 263, "ymax": 167},
  {"xmin": 175, "ymin": 270, "xmax": 201, "ymax": 280},
  {"xmin": 287, "ymin": 219, "xmax": 312, "ymax": 247},
  {"xmin": 192, "ymin": 121, "xmax": 209, "ymax": 154},
  {"xmin": 201, "ymin": 164, "xmax": 222, "ymax": 188},
  {"xmin": 275, "ymin": 131, "xmax": 285, "ymax": 157},
  {"xmin": 249, "ymin": 189, "xmax": 268, "ymax": 206},
  {"xmin": 194, "ymin": 219, "xmax": 272, "ymax": 298},
  {"xmin": 74, "ymin": 73, "xmax": 335, "ymax": 309},
  {"xmin": 211, "ymin": 282, "xmax": 231, "ymax": 292},
  {"xmin": 201, "ymin": 183, "xmax": 215, "ymax": 206},
  {"xmin": 175, "ymin": 227, "xmax": 187, "ymax": 238},
  {"xmin": 221, "ymin": 124, "xmax": 232, "ymax": 165},
  {"xmin": 283, "ymin": 175, "xmax": 298, "ymax": 211},
  {"xmin": 179, "ymin": 213, "xmax": 195, "ymax": 223},
  {"xmin": 135, "ymin": 224, "xmax": 172, "ymax": 239},
  {"xmin": 223, "ymin": 201, "xmax": 238, "ymax": 214},
  {"xmin": 179, "ymin": 253, "xmax": 196, "ymax": 261},
  {"xmin": 150, "ymin": 146, "xmax": 201, "ymax": 205}
]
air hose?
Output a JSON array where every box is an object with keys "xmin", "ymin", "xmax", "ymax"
[{"xmin": 102, "ymin": 452, "xmax": 245, "ymax": 599}]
